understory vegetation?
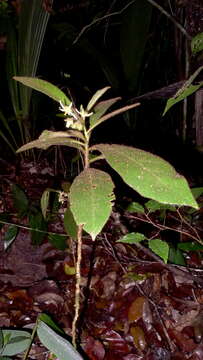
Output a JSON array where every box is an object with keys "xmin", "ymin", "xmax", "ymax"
[{"xmin": 0, "ymin": 0, "xmax": 203, "ymax": 359}]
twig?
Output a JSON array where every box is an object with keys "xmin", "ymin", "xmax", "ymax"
[
  {"xmin": 0, "ymin": 219, "xmax": 67, "ymax": 237},
  {"xmin": 103, "ymin": 233, "xmax": 127, "ymax": 273},
  {"xmin": 127, "ymin": 213, "xmax": 203, "ymax": 244},
  {"xmin": 72, "ymin": 0, "xmax": 136, "ymax": 46},
  {"xmin": 146, "ymin": 0, "xmax": 192, "ymax": 41}
]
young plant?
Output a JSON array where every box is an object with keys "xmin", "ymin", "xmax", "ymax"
[{"xmin": 14, "ymin": 76, "xmax": 198, "ymax": 347}]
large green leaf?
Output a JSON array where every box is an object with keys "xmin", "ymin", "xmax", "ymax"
[
  {"xmin": 69, "ymin": 168, "xmax": 114, "ymax": 240},
  {"xmin": 37, "ymin": 321, "xmax": 83, "ymax": 360},
  {"xmin": 16, "ymin": 130, "xmax": 84, "ymax": 153},
  {"xmin": 95, "ymin": 144, "xmax": 198, "ymax": 209},
  {"xmin": 13, "ymin": 77, "xmax": 71, "ymax": 106}
]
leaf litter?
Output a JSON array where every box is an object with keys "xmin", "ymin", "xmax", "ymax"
[{"xmin": 0, "ymin": 161, "xmax": 203, "ymax": 359}]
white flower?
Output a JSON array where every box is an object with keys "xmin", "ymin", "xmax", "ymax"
[
  {"xmin": 59, "ymin": 101, "xmax": 77, "ymax": 120},
  {"xmin": 64, "ymin": 117, "xmax": 83, "ymax": 131},
  {"xmin": 75, "ymin": 105, "xmax": 93, "ymax": 119},
  {"xmin": 58, "ymin": 191, "xmax": 68, "ymax": 205}
]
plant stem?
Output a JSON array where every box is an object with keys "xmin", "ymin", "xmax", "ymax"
[
  {"xmin": 23, "ymin": 318, "xmax": 39, "ymax": 360},
  {"xmin": 72, "ymin": 224, "xmax": 83, "ymax": 348},
  {"xmin": 84, "ymin": 127, "xmax": 90, "ymax": 169}
]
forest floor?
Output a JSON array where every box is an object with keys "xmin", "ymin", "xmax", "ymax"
[{"xmin": 1, "ymin": 158, "xmax": 203, "ymax": 360}]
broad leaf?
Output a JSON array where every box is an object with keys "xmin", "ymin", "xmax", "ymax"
[
  {"xmin": 89, "ymin": 97, "xmax": 121, "ymax": 128},
  {"xmin": 69, "ymin": 168, "xmax": 114, "ymax": 240},
  {"xmin": 13, "ymin": 77, "xmax": 71, "ymax": 105},
  {"xmin": 1, "ymin": 330, "xmax": 31, "ymax": 356},
  {"xmin": 37, "ymin": 321, "xmax": 83, "ymax": 360},
  {"xmin": 16, "ymin": 130, "xmax": 84, "ymax": 153},
  {"xmin": 163, "ymin": 83, "xmax": 203, "ymax": 115},
  {"xmin": 118, "ymin": 232, "xmax": 145, "ymax": 244},
  {"xmin": 149, "ymin": 239, "xmax": 169, "ymax": 264},
  {"xmin": 87, "ymin": 86, "xmax": 110, "ymax": 111},
  {"xmin": 95, "ymin": 144, "xmax": 198, "ymax": 209}
]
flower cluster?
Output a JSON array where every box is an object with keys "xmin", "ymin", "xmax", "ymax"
[{"xmin": 59, "ymin": 101, "xmax": 93, "ymax": 131}]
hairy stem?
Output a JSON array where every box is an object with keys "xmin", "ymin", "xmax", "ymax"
[{"xmin": 72, "ymin": 224, "xmax": 83, "ymax": 348}]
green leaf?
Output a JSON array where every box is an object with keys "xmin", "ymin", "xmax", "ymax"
[
  {"xmin": 37, "ymin": 321, "xmax": 83, "ymax": 360},
  {"xmin": 178, "ymin": 242, "xmax": 203, "ymax": 252},
  {"xmin": 64, "ymin": 207, "xmax": 78, "ymax": 240},
  {"xmin": 191, "ymin": 187, "xmax": 203, "ymax": 199},
  {"xmin": 95, "ymin": 144, "xmax": 198, "ymax": 209},
  {"xmin": 13, "ymin": 77, "xmax": 71, "ymax": 106},
  {"xmin": 89, "ymin": 97, "xmax": 121, "ymax": 129},
  {"xmin": 126, "ymin": 202, "xmax": 145, "ymax": 214},
  {"xmin": 0, "ymin": 329, "xmax": 3, "ymax": 350},
  {"xmin": 69, "ymin": 168, "xmax": 114, "ymax": 240},
  {"xmin": 11, "ymin": 184, "xmax": 29, "ymax": 217},
  {"xmin": 16, "ymin": 0, "xmax": 53, "ymax": 119},
  {"xmin": 163, "ymin": 83, "xmax": 203, "ymax": 116},
  {"xmin": 3, "ymin": 334, "xmax": 11, "ymax": 347},
  {"xmin": 1, "ymin": 330, "xmax": 31, "ymax": 356},
  {"xmin": 41, "ymin": 189, "xmax": 50, "ymax": 219},
  {"xmin": 29, "ymin": 211, "xmax": 47, "ymax": 245},
  {"xmin": 16, "ymin": 130, "xmax": 84, "ymax": 153},
  {"xmin": 3, "ymin": 225, "xmax": 18, "ymax": 250},
  {"xmin": 149, "ymin": 239, "xmax": 169, "ymax": 264},
  {"xmin": 38, "ymin": 314, "xmax": 64, "ymax": 335},
  {"xmin": 118, "ymin": 232, "xmax": 145, "ymax": 244},
  {"xmin": 145, "ymin": 199, "xmax": 176, "ymax": 212},
  {"xmin": 191, "ymin": 32, "xmax": 203, "ymax": 55},
  {"xmin": 168, "ymin": 247, "xmax": 186, "ymax": 266},
  {"xmin": 48, "ymin": 234, "xmax": 67, "ymax": 251},
  {"xmin": 87, "ymin": 86, "xmax": 110, "ymax": 111},
  {"xmin": 88, "ymin": 103, "xmax": 140, "ymax": 133}
]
